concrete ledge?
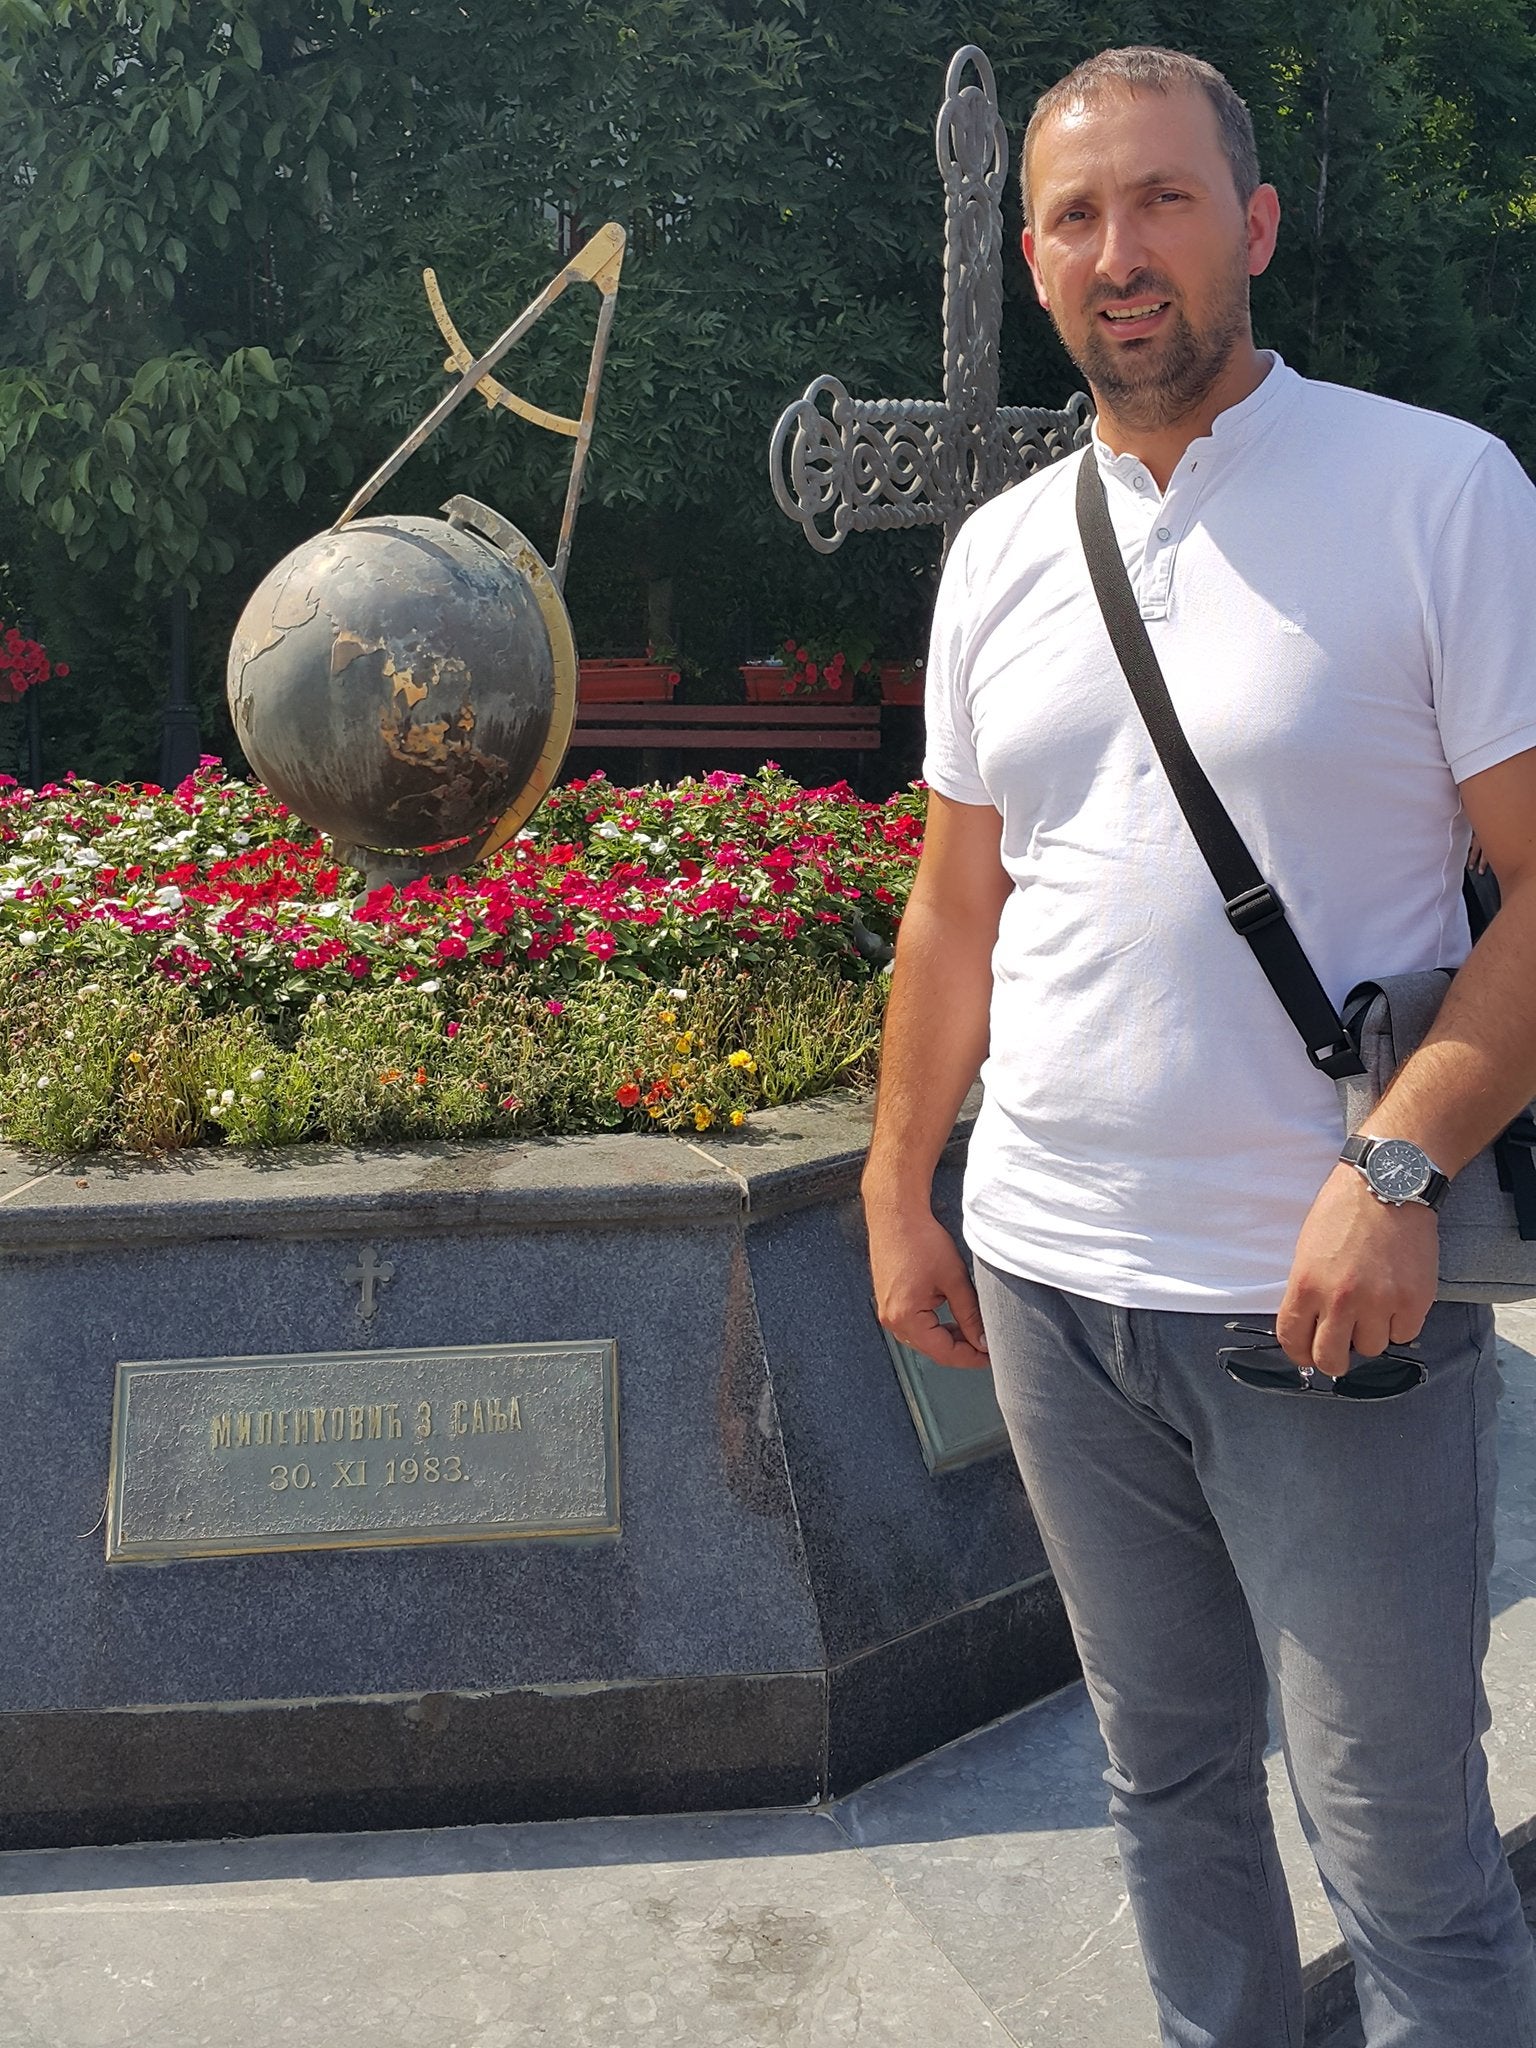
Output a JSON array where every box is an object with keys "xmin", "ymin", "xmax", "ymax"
[{"xmin": 0, "ymin": 1088, "xmax": 976, "ymax": 1250}]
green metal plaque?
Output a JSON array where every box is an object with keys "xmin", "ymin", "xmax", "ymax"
[
  {"xmin": 881, "ymin": 1316, "xmax": 1011, "ymax": 1475},
  {"xmin": 106, "ymin": 1342, "xmax": 619, "ymax": 1563}
]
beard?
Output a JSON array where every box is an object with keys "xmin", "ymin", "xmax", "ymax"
[{"xmin": 1054, "ymin": 255, "xmax": 1251, "ymax": 431}]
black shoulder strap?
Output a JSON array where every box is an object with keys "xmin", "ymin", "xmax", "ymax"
[{"xmin": 1075, "ymin": 452, "xmax": 1364, "ymax": 1080}]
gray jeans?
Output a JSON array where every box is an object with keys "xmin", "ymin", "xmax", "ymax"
[{"xmin": 974, "ymin": 1262, "xmax": 1536, "ymax": 2048}]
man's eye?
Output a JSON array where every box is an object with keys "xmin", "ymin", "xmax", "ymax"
[{"xmin": 1154, "ymin": 190, "xmax": 1187, "ymax": 204}]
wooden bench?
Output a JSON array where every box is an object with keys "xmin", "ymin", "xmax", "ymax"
[{"xmin": 570, "ymin": 702, "xmax": 882, "ymax": 752}]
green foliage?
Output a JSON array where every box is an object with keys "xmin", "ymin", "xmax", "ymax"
[
  {"xmin": 0, "ymin": 0, "xmax": 1533, "ymax": 782},
  {"xmin": 0, "ymin": 1, "xmax": 382, "ymax": 601}
]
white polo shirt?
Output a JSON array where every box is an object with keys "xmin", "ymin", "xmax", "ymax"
[{"xmin": 923, "ymin": 356, "xmax": 1536, "ymax": 1312}]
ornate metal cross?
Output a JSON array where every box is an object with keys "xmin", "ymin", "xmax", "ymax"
[
  {"xmin": 769, "ymin": 45, "xmax": 1091, "ymax": 559},
  {"xmin": 345, "ymin": 1246, "xmax": 395, "ymax": 1323}
]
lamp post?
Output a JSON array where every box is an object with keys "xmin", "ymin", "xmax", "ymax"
[{"xmin": 159, "ymin": 587, "xmax": 201, "ymax": 787}]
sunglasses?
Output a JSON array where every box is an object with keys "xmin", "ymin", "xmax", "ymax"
[{"xmin": 1217, "ymin": 1322, "xmax": 1427, "ymax": 1401}]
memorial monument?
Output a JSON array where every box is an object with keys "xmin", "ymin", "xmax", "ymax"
[{"xmin": 0, "ymin": 52, "xmax": 1083, "ymax": 1853}]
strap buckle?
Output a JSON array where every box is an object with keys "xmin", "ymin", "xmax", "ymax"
[{"xmin": 1225, "ymin": 883, "xmax": 1284, "ymax": 936}]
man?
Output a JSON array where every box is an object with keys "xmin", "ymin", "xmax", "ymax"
[{"xmin": 863, "ymin": 45, "xmax": 1536, "ymax": 2048}]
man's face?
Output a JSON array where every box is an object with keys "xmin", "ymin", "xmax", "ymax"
[{"xmin": 1022, "ymin": 85, "xmax": 1278, "ymax": 430}]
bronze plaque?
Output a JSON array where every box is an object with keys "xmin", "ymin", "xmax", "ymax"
[{"xmin": 106, "ymin": 1342, "xmax": 619, "ymax": 1563}]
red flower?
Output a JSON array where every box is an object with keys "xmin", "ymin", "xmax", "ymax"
[
  {"xmin": 584, "ymin": 930, "xmax": 616, "ymax": 960},
  {"xmin": 435, "ymin": 934, "xmax": 468, "ymax": 962},
  {"xmin": 614, "ymin": 1081, "xmax": 642, "ymax": 1108}
]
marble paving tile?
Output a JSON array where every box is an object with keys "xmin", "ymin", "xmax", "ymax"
[{"xmin": 0, "ymin": 1811, "xmax": 1012, "ymax": 2048}]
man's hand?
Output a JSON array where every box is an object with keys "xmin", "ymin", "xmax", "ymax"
[
  {"xmin": 867, "ymin": 1202, "xmax": 991, "ymax": 1370},
  {"xmin": 1277, "ymin": 1164, "xmax": 1439, "ymax": 1375}
]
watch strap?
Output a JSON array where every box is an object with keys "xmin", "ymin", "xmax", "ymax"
[{"xmin": 1339, "ymin": 1132, "xmax": 1450, "ymax": 1211}]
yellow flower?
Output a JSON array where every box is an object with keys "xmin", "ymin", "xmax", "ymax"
[
  {"xmin": 646, "ymin": 1104, "xmax": 666, "ymax": 1120},
  {"xmin": 727, "ymin": 1050, "xmax": 757, "ymax": 1072},
  {"xmin": 674, "ymin": 1033, "xmax": 693, "ymax": 1054},
  {"xmin": 126, "ymin": 1050, "xmax": 145, "ymax": 1066},
  {"xmin": 659, "ymin": 1010, "xmax": 677, "ymax": 1026},
  {"xmin": 729, "ymin": 1109, "xmax": 746, "ymax": 1127},
  {"xmin": 693, "ymin": 1105, "xmax": 713, "ymax": 1130},
  {"xmin": 670, "ymin": 1063, "xmax": 684, "ymax": 1079}
]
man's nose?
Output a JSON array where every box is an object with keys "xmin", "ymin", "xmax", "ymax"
[{"xmin": 1095, "ymin": 208, "xmax": 1153, "ymax": 290}]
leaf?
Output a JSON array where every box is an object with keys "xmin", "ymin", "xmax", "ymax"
[
  {"xmin": 149, "ymin": 113, "xmax": 170, "ymax": 159},
  {"xmin": 110, "ymin": 475, "xmax": 136, "ymax": 516},
  {"xmin": 183, "ymin": 83, "xmax": 203, "ymax": 136},
  {"xmin": 129, "ymin": 359, "xmax": 171, "ymax": 404},
  {"xmin": 165, "ymin": 237, "xmax": 187, "ymax": 271},
  {"xmin": 24, "ymin": 258, "xmax": 51, "ymax": 300},
  {"xmin": 244, "ymin": 345, "xmax": 278, "ymax": 384},
  {"xmin": 19, "ymin": 453, "xmax": 45, "ymax": 506},
  {"xmin": 104, "ymin": 418, "xmax": 136, "ymax": 461},
  {"xmin": 80, "ymin": 238, "xmax": 104, "ymax": 301},
  {"xmin": 232, "ymin": 18, "xmax": 263, "ymax": 70},
  {"xmin": 281, "ymin": 457, "xmax": 305, "ymax": 501},
  {"xmin": 215, "ymin": 388, "xmax": 240, "ymax": 429},
  {"xmin": 167, "ymin": 423, "xmax": 192, "ymax": 464}
]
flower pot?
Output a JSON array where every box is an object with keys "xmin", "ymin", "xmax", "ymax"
[
  {"xmin": 879, "ymin": 664, "xmax": 925, "ymax": 706},
  {"xmin": 740, "ymin": 665, "xmax": 854, "ymax": 704},
  {"xmin": 578, "ymin": 659, "xmax": 680, "ymax": 703}
]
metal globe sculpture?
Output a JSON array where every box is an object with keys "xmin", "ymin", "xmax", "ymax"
[
  {"xmin": 229, "ymin": 497, "xmax": 575, "ymax": 874},
  {"xmin": 227, "ymin": 225, "xmax": 625, "ymax": 882}
]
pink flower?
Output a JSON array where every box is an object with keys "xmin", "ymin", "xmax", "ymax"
[
  {"xmin": 444, "ymin": 1020, "xmax": 461, "ymax": 1038},
  {"xmin": 435, "ymin": 935, "xmax": 468, "ymax": 962},
  {"xmin": 585, "ymin": 930, "xmax": 616, "ymax": 960},
  {"xmin": 546, "ymin": 1000, "xmax": 565, "ymax": 1015}
]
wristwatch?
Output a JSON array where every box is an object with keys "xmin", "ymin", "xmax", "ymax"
[{"xmin": 1339, "ymin": 1132, "xmax": 1449, "ymax": 1212}]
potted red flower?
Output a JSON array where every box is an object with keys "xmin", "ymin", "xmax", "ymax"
[
  {"xmin": 0, "ymin": 624, "xmax": 67, "ymax": 705},
  {"xmin": 743, "ymin": 634, "xmax": 873, "ymax": 703}
]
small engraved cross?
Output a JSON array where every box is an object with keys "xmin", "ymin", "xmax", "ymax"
[{"xmin": 345, "ymin": 1246, "xmax": 394, "ymax": 1322}]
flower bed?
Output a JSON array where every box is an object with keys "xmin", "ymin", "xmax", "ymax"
[{"xmin": 0, "ymin": 762, "xmax": 923, "ymax": 1155}]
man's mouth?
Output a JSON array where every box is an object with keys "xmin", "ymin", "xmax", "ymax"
[{"xmin": 1097, "ymin": 300, "xmax": 1171, "ymax": 335}]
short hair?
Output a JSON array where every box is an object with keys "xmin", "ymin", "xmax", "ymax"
[{"xmin": 1021, "ymin": 47, "xmax": 1259, "ymax": 223}]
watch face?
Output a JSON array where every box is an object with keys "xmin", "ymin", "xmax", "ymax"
[{"xmin": 1366, "ymin": 1139, "xmax": 1431, "ymax": 1203}]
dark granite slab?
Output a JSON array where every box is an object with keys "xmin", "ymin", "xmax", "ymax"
[
  {"xmin": 0, "ymin": 1672, "xmax": 826, "ymax": 1851},
  {"xmin": 0, "ymin": 1084, "xmax": 1076, "ymax": 1845}
]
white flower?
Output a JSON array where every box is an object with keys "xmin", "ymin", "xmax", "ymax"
[
  {"xmin": 18, "ymin": 931, "xmax": 38, "ymax": 947},
  {"xmin": 35, "ymin": 1076, "xmax": 50, "ymax": 1090},
  {"xmin": 220, "ymin": 1089, "xmax": 235, "ymax": 1107},
  {"xmin": 418, "ymin": 980, "xmax": 440, "ymax": 994},
  {"xmin": 154, "ymin": 884, "xmax": 183, "ymax": 910},
  {"xmin": 248, "ymin": 1067, "xmax": 266, "ymax": 1083},
  {"xmin": 314, "ymin": 902, "xmax": 339, "ymax": 919},
  {"xmin": 594, "ymin": 823, "xmax": 622, "ymax": 840}
]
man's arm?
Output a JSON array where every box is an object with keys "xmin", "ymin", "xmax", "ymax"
[
  {"xmin": 1278, "ymin": 744, "xmax": 1536, "ymax": 1372},
  {"xmin": 863, "ymin": 790, "xmax": 1012, "ymax": 1369}
]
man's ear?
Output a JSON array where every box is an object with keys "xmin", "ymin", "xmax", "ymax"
[
  {"xmin": 1021, "ymin": 228, "xmax": 1050, "ymax": 309},
  {"xmin": 1246, "ymin": 183, "xmax": 1281, "ymax": 279}
]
